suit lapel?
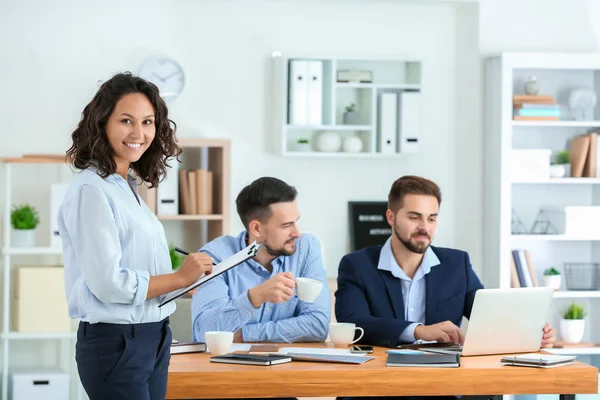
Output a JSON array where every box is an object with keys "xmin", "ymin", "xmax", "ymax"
[
  {"xmin": 380, "ymin": 270, "xmax": 405, "ymax": 319},
  {"xmin": 425, "ymin": 262, "xmax": 444, "ymax": 323}
]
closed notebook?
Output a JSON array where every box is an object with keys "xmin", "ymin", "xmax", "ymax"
[
  {"xmin": 500, "ymin": 353, "xmax": 576, "ymax": 368},
  {"xmin": 386, "ymin": 350, "xmax": 460, "ymax": 367},
  {"xmin": 170, "ymin": 342, "xmax": 206, "ymax": 355},
  {"xmin": 210, "ymin": 354, "xmax": 292, "ymax": 366}
]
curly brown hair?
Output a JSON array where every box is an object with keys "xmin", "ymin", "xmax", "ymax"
[{"xmin": 66, "ymin": 72, "xmax": 181, "ymax": 188}]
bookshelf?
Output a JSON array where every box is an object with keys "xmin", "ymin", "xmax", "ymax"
[
  {"xmin": 138, "ymin": 138, "xmax": 231, "ymax": 253},
  {"xmin": 272, "ymin": 54, "xmax": 422, "ymax": 157},
  {"xmin": 484, "ymin": 53, "xmax": 600, "ymax": 387},
  {"xmin": 0, "ymin": 156, "xmax": 83, "ymax": 400}
]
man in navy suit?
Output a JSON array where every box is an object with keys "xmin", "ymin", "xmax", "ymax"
[{"xmin": 335, "ymin": 176, "xmax": 555, "ymax": 399}]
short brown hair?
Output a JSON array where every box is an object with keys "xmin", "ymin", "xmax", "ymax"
[
  {"xmin": 236, "ymin": 177, "xmax": 298, "ymax": 230},
  {"xmin": 66, "ymin": 72, "xmax": 181, "ymax": 188},
  {"xmin": 388, "ymin": 175, "xmax": 442, "ymax": 212}
]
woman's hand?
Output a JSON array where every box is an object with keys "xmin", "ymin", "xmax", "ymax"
[{"xmin": 175, "ymin": 252, "xmax": 214, "ymax": 288}]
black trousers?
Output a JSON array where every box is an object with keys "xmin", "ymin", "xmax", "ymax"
[{"xmin": 76, "ymin": 317, "xmax": 172, "ymax": 400}]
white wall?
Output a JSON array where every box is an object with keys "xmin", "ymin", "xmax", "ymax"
[
  {"xmin": 0, "ymin": 0, "xmax": 462, "ymax": 279},
  {"xmin": 480, "ymin": 0, "xmax": 599, "ymax": 55}
]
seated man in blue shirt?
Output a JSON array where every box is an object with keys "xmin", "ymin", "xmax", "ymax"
[
  {"xmin": 192, "ymin": 177, "xmax": 331, "ymax": 343},
  {"xmin": 335, "ymin": 175, "xmax": 556, "ymax": 400}
]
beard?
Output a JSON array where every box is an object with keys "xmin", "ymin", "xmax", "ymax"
[
  {"xmin": 394, "ymin": 225, "xmax": 431, "ymax": 254},
  {"xmin": 263, "ymin": 238, "xmax": 297, "ymax": 257}
]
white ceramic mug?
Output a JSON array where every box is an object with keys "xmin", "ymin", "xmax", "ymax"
[
  {"xmin": 295, "ymin": 277, "xmax": 323, "ymax": 303},
  {"xmin": 205, "ymin": 331, "xmax": 234, "ymax": 354},
  {"xmin": 329, "ymin": 322, "xmax": 364, "ymax": 346}
]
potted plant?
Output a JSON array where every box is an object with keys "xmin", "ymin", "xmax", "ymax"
[
  {"xmin": 560, "ymin": 303, "xmax": 586, "ymax": 344},
  {"xmin": 542, "ymin": 267, "xmax": 561, "ymax": 290},
  {"xmin": 342, "ymin": 103, "xmax": 359, "ymax": 125},
  {"xmin": 169, "ymin": 246, "xmax": 185, "ymax": 271},
  {"xmin": 549, "ymin": 150, "xmax": 570, "ymax": 178},
  {"xmin": 296, "ymin": 138, "xmax": 311, "ymax": 152},
  {"xmin": 10, "ymin": 204, "xmax": 40, "ymax": 247}
]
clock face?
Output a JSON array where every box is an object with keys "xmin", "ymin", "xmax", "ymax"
[{"xmin": 139, "ymin": 57, "xmax": 185, "ymax": 99}]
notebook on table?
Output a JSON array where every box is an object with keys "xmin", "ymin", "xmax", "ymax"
[
  {"xmin": 386, "ymin": 350, "xmax": 460, "ymax": 367},
  {"xmin": 210, "ymin": 354, "xmax": 292, "ymax": 366},
  {"xmin": 500, "ymin": 353, "xmax": 576, "ymax": 368},
  {"xmin": 282, "ymin": 353, "xmax": 375, "ymax": 365},
  {"xmin": 170, "ymin": 341, "xmax": 206, "ymax": 355}
]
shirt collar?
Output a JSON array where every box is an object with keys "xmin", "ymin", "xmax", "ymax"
[
  {"xmin": 377, "ymin": 236, "xmax": 441, "ymax": 280},
  {"xmin": 88, "ymin": 163, "xmax": 135, "ymax": 184},
  {"xmin": 237, "ymin": 231, "xmax": 284, "ymax": 272}
]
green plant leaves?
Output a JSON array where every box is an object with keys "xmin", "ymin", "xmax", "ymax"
[
  {"xmin": 10, "ymin": 204, "xmax": 40, "ymax": 230},
  {"xmin": 564, "ymin": 303, "xmax": 585, "ymax": 319}
]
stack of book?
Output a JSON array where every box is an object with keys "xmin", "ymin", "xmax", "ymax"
[
  {"xmin": 513, "ymin": 95, "xmax": 561, "ymax": 121},
  {"xmin": 178, "ymin": 168, "xmax": 214, "ymax": 214},
  {"xmin": 510, "ymin": 249, "xmax": 538, "ymax": 288},
  {"xmin": 569, "ymin": 132, "xmax": 600, "ymax": 178}
]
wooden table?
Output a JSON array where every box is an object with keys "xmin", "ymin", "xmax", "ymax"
[{"xmin": 167, "ymin": 343, "xmax": 598, "ymax": 399}]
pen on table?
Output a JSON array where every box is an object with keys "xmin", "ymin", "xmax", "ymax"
[{"xmin": 174, "ymin": 247, "xmax": 217, "ymax": 266}]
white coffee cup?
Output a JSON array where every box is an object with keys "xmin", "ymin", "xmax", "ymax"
[
  {"xmin": 296, "ymin": 277, "xmax": 323, "ymax": 303},
  {"xmin": 329, "ymin": 322, "xmax": 364, "ymax": 346},
  {"xmin": 205, "ymin": 331, "xmax": 234, "ymax": 354}
]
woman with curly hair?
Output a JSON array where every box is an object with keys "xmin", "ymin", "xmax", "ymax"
[{"xmin": 58, "ymin": 72, "xmax": 214, "ymax": 400}]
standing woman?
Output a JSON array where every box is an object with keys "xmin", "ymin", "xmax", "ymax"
[{"xmin": 58, "ymin": 72, "xmax": 213, "ymax": 400}]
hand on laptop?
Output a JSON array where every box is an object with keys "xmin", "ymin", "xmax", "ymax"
[
  {"xmin": 541, "ymin": 322, "xmax": 556, "ymax": 348},
  {"xmin": 414, "ymin": 321, "xmax": 465, "ymax": 345}
]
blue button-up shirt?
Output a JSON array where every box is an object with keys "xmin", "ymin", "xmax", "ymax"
[
  {"xmin": 377, "ymin": 237, "xmax": 441, "ymax": 342},
  {"xmin": 191, "ymin": 231, "xmax": 331, "ymax": 343},
  {"xmin": 58, "ymin": 167, "xmax": 175, "ymax": 324}
]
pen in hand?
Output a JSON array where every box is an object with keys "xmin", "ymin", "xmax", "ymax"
[{"xmin": 174, "ymin": 247, "xmax": 217, "ymax": 266}]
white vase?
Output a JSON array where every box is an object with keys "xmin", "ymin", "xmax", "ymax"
[
  {"xmin": 12, "ymin": 228, "xmax": 36, "ymax": 247},
  {"xmin": 525, "ymin": 76, "xmax": 540, "ymax": 95},
  {"xmin": 316, "ymin": 131, "xmax": 342, "ymax": 152},
  {"xmin": 543, "ymin": 275, "xmax": 561, "ymax": 291},
  {"xmin": 560, "ymin": 319, "xmax": 585, "ymax": 344},
  {"xmin": 342, "ymin": 137, "xmax": 363, "ymax": 153},
  {"xmin": 549, "ymin": 164, "xmax": 566, "ymax": 178}
]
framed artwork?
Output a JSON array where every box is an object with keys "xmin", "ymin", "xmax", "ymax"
[{"xmin": 348, "ymin": 201, "xmax": 391, "ymax": 251}]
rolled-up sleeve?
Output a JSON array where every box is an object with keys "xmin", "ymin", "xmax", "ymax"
[{"xmin": 62, "ymin": 184, "xmax": 149, "ymax": 305}]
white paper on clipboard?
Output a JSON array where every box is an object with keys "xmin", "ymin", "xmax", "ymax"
[{"xmin": 159, "ymin": 241, "xmax": 262, "ymax": 307}]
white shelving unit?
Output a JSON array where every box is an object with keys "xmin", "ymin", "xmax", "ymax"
[
  {"xmin": 0, "ymin": 156, "xmax": 83, "ymax": 400},
  {"xmin": 272, "ymin": 54, "xmax": 422, "ymax": 157},
  {"xmin": 484, "ymin": 53, "xmax": 600, "ymax": 374}
]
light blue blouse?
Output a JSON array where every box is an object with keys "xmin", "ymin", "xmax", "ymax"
[{"xmin": 58, "ymin": 167, "xmax": 175, "ymax": 324}]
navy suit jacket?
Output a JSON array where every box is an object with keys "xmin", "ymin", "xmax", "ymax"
[{"xmin": 334, "ymin": 245, "xmax": 484, "ymax": 348}]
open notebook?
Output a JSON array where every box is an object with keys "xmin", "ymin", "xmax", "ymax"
[{"xmin": 500, "ymin": 353, "xmax": 576, "ymax": 368}]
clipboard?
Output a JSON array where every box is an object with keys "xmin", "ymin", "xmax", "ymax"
[{"xmin": 159, "ymin": 241, "xmax": 262, "ymax": 307}]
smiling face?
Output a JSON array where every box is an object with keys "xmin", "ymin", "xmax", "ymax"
[
  {"xmin": 252, "ymin": 200, "xmax": 301, "ymax": 257},
  {"xmin": 387, "ymin": 194, "xmax": 439, "ymax": 254},
  {"xmin": 105, "ymin": 92, "xmax": 156, "ymax": 175}
]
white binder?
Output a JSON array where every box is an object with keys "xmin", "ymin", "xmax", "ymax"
[
  {"xmin": 379, "ymin": 93, "xmax": 398, "ymax": 154},
  {"xmin": 288, "ymin": 60, "xmax": 309, "ymax": 125},
  {"xmin": 307, "ymin": 60, "xmax": 323, "ymax": 125},
  {"xmin": 399, "ymin": 91, "xmax": 421, "ymax": 153},
  {"xmin": 50, "ymin": 183, "xmax": 69, "ymax": 248},
  {"xmin": 157, "ymin": 160, "xmax": 179, "ymax": 216}
]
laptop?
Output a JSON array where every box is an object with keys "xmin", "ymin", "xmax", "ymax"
[{"xmin": 421, "ymin": 287, "xmax": 554, "ymax": 357}]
